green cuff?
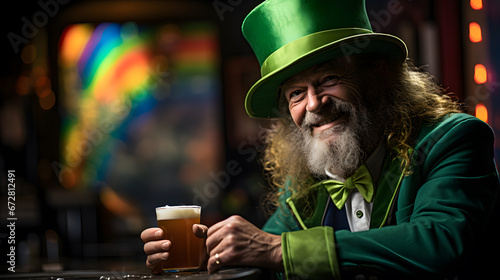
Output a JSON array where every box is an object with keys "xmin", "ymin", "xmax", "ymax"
[{"xmin": 281, "ymin": 226, "xmax": 341, "ymax": 279}]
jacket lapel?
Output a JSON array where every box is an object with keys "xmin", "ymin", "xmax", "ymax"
[
  {"xmin": 370, "ymin": 152, "xmax": 405, "ymax": 228},
  {"xmin": 286, "ymin": 185, "xmax": 329, "ymax": 229}
]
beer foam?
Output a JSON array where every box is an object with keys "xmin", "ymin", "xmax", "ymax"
[{"xmin": 156, "ymin": 205, "xmax": 201, "ymax": 220}]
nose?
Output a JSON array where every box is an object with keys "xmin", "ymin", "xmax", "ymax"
[{"xmin": 305, "ymin": 88, "xmax": 329, "ymax": 113}]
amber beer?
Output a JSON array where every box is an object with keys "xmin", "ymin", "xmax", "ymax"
[{"xmin": 156, "ymin": 205, "xmax": 202, "ymax": 273}]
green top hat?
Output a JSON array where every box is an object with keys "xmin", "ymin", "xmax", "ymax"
[{"xmin": 242, "ymin": 0, "xmax": 408, "ymax": 118}]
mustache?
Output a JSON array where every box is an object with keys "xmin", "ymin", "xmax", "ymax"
[{"xmin": 301, "ymin": 98, "xmax": 355, "ymax": 130}]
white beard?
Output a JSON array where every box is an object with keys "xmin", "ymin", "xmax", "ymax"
[{"xmin": 299, "ymin": 99, "xmax": 371, "ymax": 179}]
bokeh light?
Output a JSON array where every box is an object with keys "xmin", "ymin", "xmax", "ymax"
[
  {"xmin": 35, "ymin": 76, "xmax": 52, "ymax": 97},
  {"xmin": 470, "ymin": 0, "xmax": 483, "ymax": 10},
  {"xmin": 469, "ymin": 22, "xmax": 482, "ymax": 43},
  {"xmin": 474, "ymin": 64, "xmax": 487, "ymax": 84},
  {"xmin": 475, "ymin": 103, "xmax": 488, "ymax": 123},
  {"xmin": 59, "ymin": 24, "xmax": 93, "ymax": 66},
  {"xmin": 21, "ymin": 44, "xmax": 37, "ymax": 64},
  {"xmin": 15, "ymin": 74, "xmax": 32, "ymax": 96},
  {"xmin": 39, "ymin": 90, "xmax": 56, "ymax": 110}
]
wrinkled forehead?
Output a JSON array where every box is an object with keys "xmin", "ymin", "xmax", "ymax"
[{"xmin": 280, "ymin": 57, "xmax": 351, "ymax": 88}]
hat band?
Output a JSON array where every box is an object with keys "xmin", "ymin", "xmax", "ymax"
[{"xmin": 260, "ymin": 28, "xmax": 373, "ymax": 77}]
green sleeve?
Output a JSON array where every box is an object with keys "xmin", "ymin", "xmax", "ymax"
[
  {"xmin": 282, "ymin": 226, "xmax": 341, "ymax": 279},
  {"xmin": 335, "ymin": 116, "xmax": 500, "ymax": 278}
]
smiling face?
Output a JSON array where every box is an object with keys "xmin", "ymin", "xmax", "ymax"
[
  {"xmin": 282, "ymin": 60, "xmax": 361, "ymax": 139},
  {"xmin": 280, "ymin": 58, "xmax": 386, "ymax": 178}
]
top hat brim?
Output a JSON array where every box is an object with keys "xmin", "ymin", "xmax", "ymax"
[{"xmin": 244, "ymin": 32, "xmax": 408, "ymax": 119}]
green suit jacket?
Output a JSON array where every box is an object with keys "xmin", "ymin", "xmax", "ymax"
[{"xmin": 262, "ymin": 113, "xmax": 500, "ymax": 279}]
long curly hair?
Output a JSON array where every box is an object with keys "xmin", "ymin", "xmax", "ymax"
[{"xmin": 260, "ymin": 56, "xmax": 463, "ymax": 215}]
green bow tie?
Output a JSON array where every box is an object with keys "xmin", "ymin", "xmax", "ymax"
[{"xmin": 315, "ymin": 164, "xmax": 375, "ymax": 210}]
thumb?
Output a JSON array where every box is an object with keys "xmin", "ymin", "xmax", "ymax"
[{"xmin": 193, "ymin": 224, "xmax": 208, "ymax": 239}]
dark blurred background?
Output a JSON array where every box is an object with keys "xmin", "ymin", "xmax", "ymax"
[{"xmin": 0, "ymin": 0, "xmax": 499, "ymax": 274}]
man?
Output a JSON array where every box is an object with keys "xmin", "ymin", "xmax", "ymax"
[{"xmin": 141, "ymin": 0, "xmax": 500, "ymax": 279}]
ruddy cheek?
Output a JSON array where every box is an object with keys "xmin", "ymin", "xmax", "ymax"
[{"xmin": 289, "ymin": 106, "xmax": 305, "ymax": 128}]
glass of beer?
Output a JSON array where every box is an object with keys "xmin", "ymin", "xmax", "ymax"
[{"xmin": 155, "ymin": 205, "xmax": 202, "ymax": 273}]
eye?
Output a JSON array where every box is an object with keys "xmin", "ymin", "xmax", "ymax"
[
  {"xmin": 322, "ymin": 75, "xmax": 340, "ymax": 86},
  {"xmin": 287, "ymin": 89, "xmax": 305, "ymax": 102}
]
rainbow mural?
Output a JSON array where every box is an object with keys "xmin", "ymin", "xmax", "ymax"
[{"xmin": 57, "ymin": 21, "xmax": 221, "ymax": 193}]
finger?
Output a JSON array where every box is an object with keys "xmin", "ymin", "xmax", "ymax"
[
  {"xmin": 145, "ymin": 251, "xmax": 169, "ymax": 269},
  {"xmin": 141, "ymin": 228, "xmax": 163, "ymax": 242},
  {"xmin": 143, "ymin": 239, "xmax": 171, "ymax": 255},
  {"xmin": 206, "ymin": 228, "xmax": 225, "ymax": 253},
  {"xmin": 206, "ymin": 218, "xmax": 228, "ymax": 237},
  {"xmin": 150, "ymin": 263, "xmax": 163, "ymax": 275},
  {"xmin": 207, "ymin": 240, "xmax": 237, "ymax": 274},
  {"xmin": 193, "ymin": 224, "xmax": 209, "ymax": 270},
  {"xmin": 207, "ymin": 251, "xmax": 225, "ymax": 274},
  {"xmin": 193, "ymin": 224, "xmax": 208, "ymax": 238},
  {"xmin": 206, "ymin": 216, "xmax": 241, "ymax": 252},
  {"xmin": 207, "ymin": 215, "xmax": 244, "ymax": 237},
  {"xmin": 206, "ymin": 218, "xmax": 235, "ymax": 252}
]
